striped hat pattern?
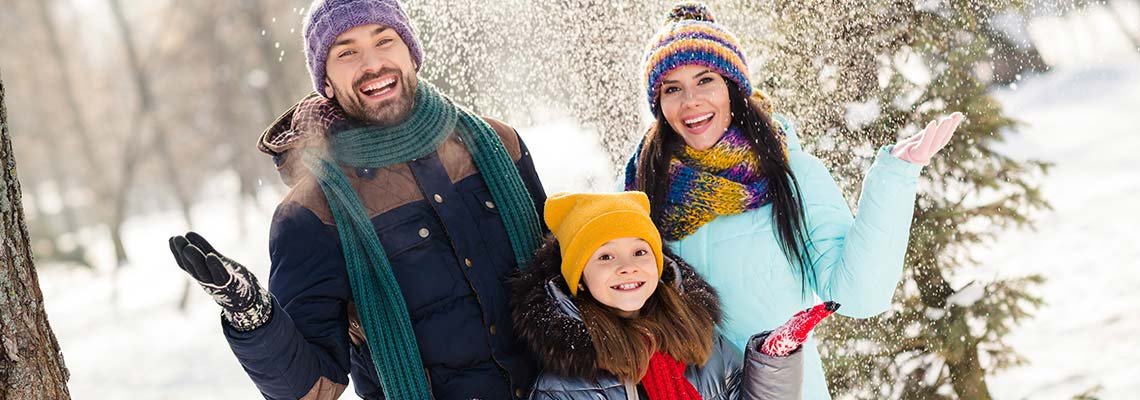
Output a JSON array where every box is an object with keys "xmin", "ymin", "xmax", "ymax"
[{"xmin": 643, "ymin": 2, "xmax": 751, "ymax": 115}]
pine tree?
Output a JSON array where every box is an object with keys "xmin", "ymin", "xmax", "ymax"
[
  {"xmin": 0, "ymin": 70, "xmax": 72, "ymax": 398},
  {"xmin": 730, "ymin": 1, "xmax": 1051, "ymax": 398}
]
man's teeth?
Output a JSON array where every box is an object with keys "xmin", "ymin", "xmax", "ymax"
[
  {"xmin": 684, "ymin": 113, "xmax": 714, "ymax": 125},
  {"xmin": 361, "ymin": 78, "xmax": 396, "ymax": 94},
  {"xmin": 612, "ymin": 282, "xmax": 643, "ymax": 290}
]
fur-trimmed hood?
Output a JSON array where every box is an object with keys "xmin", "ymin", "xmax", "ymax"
[{"xmin": 509, "ymin": 244, "xmax": 722, "ymax": 379}]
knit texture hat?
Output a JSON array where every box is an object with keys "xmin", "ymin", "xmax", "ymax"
[
  {"xmin": 643, "ymin": 2, "xmax": 751, "ymax": 115},
  {"xmin": 545, "ymin": 192, "xmax": 664, "ymax": 296},
  {"xmin": 303, "ymin": 0, "xmax": 424, "ymax": 98}
]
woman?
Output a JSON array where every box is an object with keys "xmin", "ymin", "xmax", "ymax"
[
  {"xmin": 511, "ymin": 191, "xmax": 836, "ymax": 399},
  {"xmin": 624, "ymin": 3, "xmax": 964, "ymax": 398}
]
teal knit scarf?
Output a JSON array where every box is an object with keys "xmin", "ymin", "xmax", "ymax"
[{"xmin": 301, "ymin": 81, "xmax": 543, "ymax": 399}]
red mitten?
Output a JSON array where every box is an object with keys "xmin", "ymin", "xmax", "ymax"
[{"xmin": 760, "ymin": 302, "xmax": 840, "ymax": 357}]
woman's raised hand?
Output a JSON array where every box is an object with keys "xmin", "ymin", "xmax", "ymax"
[{"xmin": 890, "ymin": 112, "xmax": 965, "ymax": 166}]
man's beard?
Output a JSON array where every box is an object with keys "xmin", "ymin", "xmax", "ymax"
[{"xmin": 334, "ymin": 68, "xmax": 416, "ymax": 127}]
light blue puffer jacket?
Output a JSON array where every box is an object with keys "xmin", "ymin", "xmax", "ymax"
[{"xmin": 661, "ymin": 116, "xmax": 923, "ymax": 399}]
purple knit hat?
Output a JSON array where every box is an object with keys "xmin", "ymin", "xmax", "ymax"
[{"xmin": 303, "ymin": 0, "xmax": 424, "ymax": 98}]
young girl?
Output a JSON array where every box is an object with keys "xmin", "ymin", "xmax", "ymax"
[
  {"xmin": 624, "ymin": 3, "xmax": 963, "ymax": 398},
  {"xmin": 511, "ymin": 191, "xmax": 836, "ymax": 399}
]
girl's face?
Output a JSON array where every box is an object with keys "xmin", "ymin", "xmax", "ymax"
[
  {"xmin": 658, "ymin": 65, "xmax": 733, "ymax": 151},
  {"xmin": 581, "ymin": 237, "xmax": 659, "ymax": 318}
]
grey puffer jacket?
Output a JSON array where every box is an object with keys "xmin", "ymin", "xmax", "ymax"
[{"xmin": 509, "ymin": 246, "xmax": 804, "ymax": 399}]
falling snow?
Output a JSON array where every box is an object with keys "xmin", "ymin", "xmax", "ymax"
[{"xmin": 21, "ymin": 1, "xmax": 1140, "ymax": 398}]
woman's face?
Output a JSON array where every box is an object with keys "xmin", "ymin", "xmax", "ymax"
[
  {"xmin": 658, "ymin": 65, "xmax": 733, "ymax": 151},
  {"xmin": 580, "ymin": 237, "xmax": 659, "ymax": 318}
]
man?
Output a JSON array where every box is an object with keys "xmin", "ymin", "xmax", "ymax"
[{"xmin": 167, "ymin": 1, "xmax": 546, "ymax": 398}]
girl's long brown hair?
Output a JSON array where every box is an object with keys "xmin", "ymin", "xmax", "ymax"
[
  {"xmin": 633, "ymin": 79, "xmax": 815, "ymax": 296},
  {"xmin": 576, "ymin": 276, "xmax": 716, "ymax": 382}
]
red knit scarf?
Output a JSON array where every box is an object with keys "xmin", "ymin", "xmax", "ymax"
[{"xmin": 640, "ymin": 351, "xmax": 702, "ymax": 400}]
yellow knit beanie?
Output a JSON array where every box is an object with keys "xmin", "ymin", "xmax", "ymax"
[{"xmin": 545, "ymin": 192, "xmax": 664, "ymax": 296}]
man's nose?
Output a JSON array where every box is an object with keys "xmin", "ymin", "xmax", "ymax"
[{"xmin": 361, "ymin": 49, "xmax": 386, "ymax": 74}]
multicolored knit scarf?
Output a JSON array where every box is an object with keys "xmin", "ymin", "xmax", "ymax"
[
  {"xmin": 625, "ymin": 125, "xmax": 787, "ymax": 241},
  {"xmin": 301, "ymin": 81, "xmax": 543, "ymax": 399}
]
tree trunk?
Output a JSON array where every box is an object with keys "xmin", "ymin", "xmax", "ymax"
[
  {"xmin": 35, "ymin": 144, "xmax": 92, "ymax": 269},
  {"xmin": 0, "ymin": 70, "xmax": 72, "ymax": 399},
  {"xmin": 913, "ymin": 258, "xmax": 992, "ymax": 400},
  {"xmin": 108, "ymin": 0, "xmax": 197, "ymax": 231},
  {"xmin": 109, "ymin": 0, "xmax": 203, "ymax": 311},
  {"xmin": 37, "ymin": 0, "xmax": 108, "ymax": 197},
  {"xmin": 947, "ymin": 336, "xmax": 992, "ymax": 400},
  {"xmin": 37, "ymin": 0, "xmax": 99, "ymax": 269}
]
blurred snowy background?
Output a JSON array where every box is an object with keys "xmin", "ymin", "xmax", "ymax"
[{"xmin": 2, "ymin": 0, "xmax": 1138, "ymax": 398}]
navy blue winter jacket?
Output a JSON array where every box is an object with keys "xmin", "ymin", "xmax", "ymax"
[{"xmin": 225, "ymin": 104, "xmax": 546, "ymax": 400}]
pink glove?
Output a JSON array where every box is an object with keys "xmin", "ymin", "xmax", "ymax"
[
  {"xmin": 760, "ymin": 302, "xmax": 840, "ymax": 357},
  {"xmin": 890, "ymin": 112, "xmax": 964, "ymax": 166}
]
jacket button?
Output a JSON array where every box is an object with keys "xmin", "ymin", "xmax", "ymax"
[
  {"xmin": 489, "ymin": 324, "xmax": 497, "ymax": 335},
  {"xmin": 484, "ymin": 201, "xmax": 495, "ymax": 209},
  {"xmin": 433, "ymin": 194, "xmax": 443, "ymax": 203},
  {"xmin": 515, "ymin": 388, "xmax": 524, "ymax": 398},
  {"xmin": 418, "ymin": 228, "xmax": 429, "ymax": 238},
  {"xmin": 464, "ymin": 258, "xmax": 472, "ymax": 267}
]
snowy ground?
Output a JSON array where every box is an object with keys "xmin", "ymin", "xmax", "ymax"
[
  {"xmin": 37, "ymin": 174, "xmax": 282, "ymax": 399},
  {"xmin": 982, "ymin": 62, "xmax": 1140, "ymax": 399}
]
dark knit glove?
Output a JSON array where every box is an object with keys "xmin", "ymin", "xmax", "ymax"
[
  {"xmin": 759, "ymin": 302, "xmax": 840, "ymax": 357},
  {"xmin": 168, "ymin": 232, "xmax": 272, "ymax": 332}
]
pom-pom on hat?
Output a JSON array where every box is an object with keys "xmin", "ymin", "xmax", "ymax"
[
  {"xmin": 545, "ymin": 192, "xmax": 664, "ymax": 296},
  {"xmin": 643, "ymin": 2, "xmax": 751, "ymax": 115}
]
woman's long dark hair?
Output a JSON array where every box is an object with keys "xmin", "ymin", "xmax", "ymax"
[{"xmin": 634, "ymin": 79, "xmax": 815, "ymax": 295}]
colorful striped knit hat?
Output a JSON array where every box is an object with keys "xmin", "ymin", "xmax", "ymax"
[{"xmin": 643, "ymin": 2, "xmax": 751, "ymax": 115}]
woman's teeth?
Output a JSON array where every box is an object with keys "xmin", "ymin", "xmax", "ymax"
[{"xmin": 684, "ymin": 113, "xmax": 714, "ymax": 128}]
